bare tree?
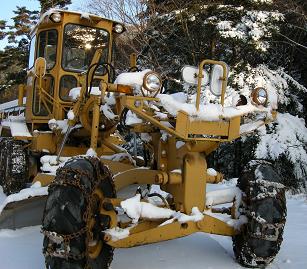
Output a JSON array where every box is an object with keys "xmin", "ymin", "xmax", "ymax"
[{"xmin": 83, "ymin": 0, "xmax": 150, "ymax": 69}]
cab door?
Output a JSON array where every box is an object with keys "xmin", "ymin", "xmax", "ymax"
[{"xmin": 32, "ymin": 29, "xmax": 58, "ymax": 118}]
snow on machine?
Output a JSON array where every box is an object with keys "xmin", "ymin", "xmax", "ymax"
[{"xmin": 0, "ymin": 9, "xmax": 286, "ymax": 268}]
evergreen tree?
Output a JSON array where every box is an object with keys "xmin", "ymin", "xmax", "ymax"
[
  {"xmin": 0, "ymin": 1, "xmax": 72, "ymax": 101},
  {"xmin": 0, "ymin": 20, "xmax": 7, "ymax": 40},
  {"xmin": 39, "ymin": 0, "xmax": 72, "ymax": 12},
  {"xmin": 0, "ymin": 7, "xmax": 39, "ymax": 101},
  {"xmin": 141, "ymin": 0, "xmax": 307, "ymax": 190}
]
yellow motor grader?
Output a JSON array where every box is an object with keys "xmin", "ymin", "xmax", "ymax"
[{"xmin": 0, "ymin": 9, "xmax": 286, "ymax": 268}]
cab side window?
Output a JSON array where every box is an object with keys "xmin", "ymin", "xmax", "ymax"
[
  {"xmin": 37, "ymin": 30, "xmax": 58, "ymax": 70},
  {"xmin": 28, "ymin": 35, "xmax": 36, "ymax": 69}
]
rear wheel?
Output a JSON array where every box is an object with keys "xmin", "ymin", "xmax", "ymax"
[
  {"xmin": 42, "ymin": 157, "xmax": 116, "ymax": 269},
  {"xmin": 233, "ymin": 160, "xmax": 287, "ymax": 267},
  {"xmin": 0, "ymin": 138, "xmax": 29, "ymax": 195}
]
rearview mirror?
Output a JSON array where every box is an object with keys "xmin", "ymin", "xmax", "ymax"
[{"xmin": 181, "ymin": 65, "xmax": 209, "ymax": 86}]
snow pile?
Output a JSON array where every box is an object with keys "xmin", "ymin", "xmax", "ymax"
[
  {"xmin": 67, "ymin": 110, "xmax": 75, "ymax": 121},
  {"xmin": 114, "ymin": 69, "xmax": 163, "ymax": 97},
  {"xmin": 125, "ymin": 110, "xmax": 143, "ymax": 125},
  {"xmin": 40, "ymin": 155, "xmax": 70, "ymax": 175},
  {"xmin": 157, "ymin": 93, "xmax": 272, "ymax": 122},
  {"xmin": 0, "ymin": 184, "xmax": 48, "ymax": 214},
  {"xmin": 68, "ymin": 88, "xmax": 118, "ymax": 120},
  {"xmin": 101, "ymin": 152, "xmax": 135, "ymax": 165},
  {"xmin": 207, "ymin": 168, "xmax": 218, "ymax": 176},
  {"xmin": 101, "ymin": 94, "xmax": 117, "ymax": 120},
  {"xmin": 48, "ymin": 119, "xmax": 69, "ymax": 134},
  {"xmin": 114, "ymin": 69, "xmax": 151, "ymax": 90},
  {"xmin": 206, "ymin": 187, "xmax": 242, "ymax": 218},
  {"xmin": 256, "ymin": 113, "xmax": 307, "ymax": 179},
  {"xmin": 205, "ymin": 210, "xmax": 248, "ymax": 230},
  {"xmin": 86, "ymin": 148, "xmax": 97, "ymax": 157},
  {"xmin": 171, "ymin": 207, "xmax": 204, "ymax": 223},
  {"xmin": 69, "ymin": 86, "xmax": 102, "ymax": 100},
  {"xmin": 105, "ymin": 226, "xmax": 132, "ymax": 241},
  {"xmin": 121, "ymin": 194, "xmax": 174, "ymax": 223}
]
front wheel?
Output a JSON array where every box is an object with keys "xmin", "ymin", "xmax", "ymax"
[
  {"xmin": 232, "ymin": 160, "xmax": 287, "ymax": 267},
  {"xmin": 42, "ymin": 157, "xmax": 116, "ymax": 269}
]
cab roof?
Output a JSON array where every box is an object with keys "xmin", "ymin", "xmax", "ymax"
[{"xmin": 30, "ymin": 9, "xmax": 125, "ymax": 35}]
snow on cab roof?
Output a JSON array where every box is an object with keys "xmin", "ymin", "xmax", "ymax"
[{"xmin": 31, "ymin": 8, "xmax": 124, "ymax": 35}]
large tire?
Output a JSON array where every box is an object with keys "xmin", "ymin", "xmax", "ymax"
[
  {"xmin": 0, "ymin": 138, "xmax": 29, "ymax": 195},
  {"xmin": 42, "ymin": 157, "xmax": 116, "ymax": 269},
  {"xmin": 233, "ymin": 160, "xmax": 287, "ymax": 268}
]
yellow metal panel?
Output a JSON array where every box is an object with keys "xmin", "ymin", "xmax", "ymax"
[
  {"xmin": 228, "ymin": 116, "xmax": 241, "ymax": 140},
  {"xmin": 189, "ymin": 120, "xmax": 229, "ymax": 136},
  {"xmin": 32, "ymin": 173, "xmax": 55, "ymax": 187},
  {"xmin": 175, "ymin": 111, "xmax": 189, "ymax": 138},
  {"xmin": 31, "ymin": 132, "xmax": 56, "ymax": 153},
  {"xmin": 114, "ymin": 168, "xmax": 159, "ymax": 191},
  {"xmin": 107, "ymin": 213, "xmax": 235, "ymax": 248},
  {"xmin": 183, "ymin": 153, "xmax": 207, "ymax": 213}
]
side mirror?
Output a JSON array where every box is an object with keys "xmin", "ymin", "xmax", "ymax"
[
  {"xmin": 181, "ymin": 65, "xmax": 209, "ymax": 86},
  {"xmin": 210, "ymin": 63, "xmax": 229, "ymax": 96},
  {"xmin": 34, "ymin": 57, "xmax": 46, "ymax": 78}
]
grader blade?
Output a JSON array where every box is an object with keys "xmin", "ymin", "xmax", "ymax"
[{"xmin": 0, "ymin": 195, "xmax": 47, "ymax": 229}]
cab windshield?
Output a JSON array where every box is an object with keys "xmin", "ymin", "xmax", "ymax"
[{"xmin": 62, "ymin": 24, "xmax": 109, "ymax": 73}]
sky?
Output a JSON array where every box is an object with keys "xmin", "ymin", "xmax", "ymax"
[{"xmin": 0, "ymin": 0, "xmax": 84, "ymax": 49}]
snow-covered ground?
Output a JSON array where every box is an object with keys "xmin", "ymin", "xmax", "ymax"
[{"xmin": 0, "ymin": 185, "xmax": 306, "ymax": 268}]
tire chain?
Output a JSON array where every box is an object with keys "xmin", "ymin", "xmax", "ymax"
[
  {"xmin": 246, "ymin": 179, "xmax": 286, "ymax": 242},
  {"xmin": 42, "ymin": 157, "xmax": 115, "ymax": 269},
  {"xmin": 238, "ymin": 173, "xmax": 286, "ymax": 266}
]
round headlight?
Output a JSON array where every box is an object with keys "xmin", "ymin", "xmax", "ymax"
[
  {"xmin": 50, "ymin": 12, "xmax": 62, "ymax": 23},
  {"xmin": 143, "ymin": 71, "xmax": 162, "ymax": 95},
  {"xmin": 251, "ymin": 87, "xmax": 268, "ymax": 106},
  {"xmin": 113, "ymin": 24, "xmax": 124, "ymax": 34}
]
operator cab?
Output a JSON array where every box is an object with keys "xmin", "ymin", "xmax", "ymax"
[{"xmin": 25, "ymin": 10, "xmax": 125, "ymax": 124}]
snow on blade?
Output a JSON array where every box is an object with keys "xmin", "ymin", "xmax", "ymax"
[
  {"xmin": 1, "ymin": 116, "xmax": 32, "ymax": 137},
  {"xmin": 0, "ymin": 97, "xmax": 26, "ymax": 112},
  {"xmin": 0, "ymin": 185, "xmax": 48, "ymax": 214}
]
